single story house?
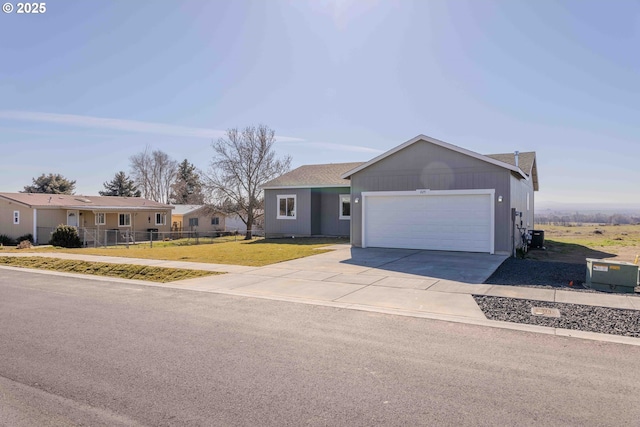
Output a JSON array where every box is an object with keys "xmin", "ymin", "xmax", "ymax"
[
  {"xmin": 263, "ymin": 135, "xmax": 538, "ymax": 255},
  {"xmin": 171, "ymin": 205, "xmax": 262, "ymax": 235},
  {"xmin": 0, "ymin": 193, "xmax": 173, "ymax": 245}
]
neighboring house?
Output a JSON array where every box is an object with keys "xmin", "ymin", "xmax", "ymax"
[
  {"xmin": 0, "ymin": 193, "xmax": 173, "ymax": 244},
  {"xmin": 171, "ymin": 205, "xmax": 262, "ymax": 234},
  {"xmin": 262, "ymin": 162, "xmax": 364, "ymax": 238},
  {"xmin": 263, "ymin": 135, "xmax": 538, "ymax": 255},
  {"xmin": 171, "ymin": 205, "xmax": 225, "ymax": 233}
]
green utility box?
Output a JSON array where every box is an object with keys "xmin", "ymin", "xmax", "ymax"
[{"xmin": 585, "ymin": 258, "xmax": 639, "ymax": 293}]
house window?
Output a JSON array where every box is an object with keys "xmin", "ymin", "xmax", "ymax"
[
  {"xmin": 13, "ymin": 211, "xmax": 19, "ymax": 225},
  {"xmin": 118, "ymin": 213, "xmax": 131, "ymax": 227},
  {"xmin": 155, "ymin": 212, "xmax": 166, "ymax": 225},
  {"xmin": 211, "ymin": 217, "xmax": 220, "ymax": 225},
  {"xmin": 95, "ymin": 213, "xmax": 106, "ymax": 225},
  {"xmin": 339, "ymin": 195, "xmax": 351, "ymax": 220},
  {"xmin": 277, "ymin": 195, "xmax": 296, "ymax": 219},
  {"xmin": 189, "ymin": 218, "xmax": 199, "ymax": 227}
]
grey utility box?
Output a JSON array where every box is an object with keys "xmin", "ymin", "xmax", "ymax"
[{"xmin": 585, "ymin": 258, "xmax": 639, "ymax": 293}]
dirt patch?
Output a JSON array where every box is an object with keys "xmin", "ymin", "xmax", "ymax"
[{"xmin": 527, "ymin": 224, "xmax": 640, "ymax": 264}]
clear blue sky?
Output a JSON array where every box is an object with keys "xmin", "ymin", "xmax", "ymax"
[{"xmin": 1, "ymin": 0, "xmax": 639, "ymax": 208}]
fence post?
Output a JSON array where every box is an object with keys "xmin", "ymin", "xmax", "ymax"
[
  {"xmin": 125, "ymin": 230, "xmax": 129, "ymax": 249},
  {"xmin": 150, "ymin": 231, "xmax": 153, "ymax": 248}
]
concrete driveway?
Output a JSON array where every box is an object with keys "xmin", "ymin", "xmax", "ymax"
[
  {"xmin": 287, "ymin": 246, "xmax": 507, "ymax": 284},
  {"xmin": 165, "ymin": 245, "xmax": 509, "ymax": 320},
  {"xmin": 194, "ymin": 245, "xmax": 506, "ymax": 289}
]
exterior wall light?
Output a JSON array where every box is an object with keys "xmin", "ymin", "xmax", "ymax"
[
  {"xmin": 498, "ymin": 196, "xmax": 503, "ymax": 203},
  {"xmin": 354, "ymin": 197, "xmax": 360, "ymax": 204}
]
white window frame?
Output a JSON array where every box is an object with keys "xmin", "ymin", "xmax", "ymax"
[
  {"xmin": 118, "ymin": 213, "xmax": 131, "ymax": 227},
  {"xmin": 13, "ymin": 210, "xmax": 19, "ymax": 225},
  {"xmin": 211, "ymin": 216, "xmax": 220, "ymax": 225},
  {"xmin": 277, "ymin": 194, "xmax": 296, "ymax": 219},
  {"xmin": 95, "ymin": 212, "xmax": 106, "ymax": 225},
  {"xmin": 339, "ymin": 194, "xmax": 351, "ymax": 220},
  {"xmin": 155, "ymin": 212, "xmax": 166, "ymax": 226},
  {"xmin": 188, "ymin": 217, "xmax": 199, "ymax": 227}
]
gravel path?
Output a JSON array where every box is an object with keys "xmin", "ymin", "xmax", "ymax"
[{"xmin": 480, "ymin": 258, "xmax": 640, "ymax": 338}]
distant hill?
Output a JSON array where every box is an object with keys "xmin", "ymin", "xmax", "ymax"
[
  {"xmin": 535, "ymin": 202, "xmax": 640, "ymax": 225},
  {"xmin": 536, "ymin": 201, "xmax": 640, "ymax": 215}
]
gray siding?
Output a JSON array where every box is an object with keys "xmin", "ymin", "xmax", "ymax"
[
  {"xmin": 264, "ymin": 187, "xmax": 350, "ymax": 238},
  {"xmin": 316, "ymin": 188, "xmax": 350, "ymax": 237},
  {"xmin": 350, "ymin": 141, "xmax": 513, "ymax": 253},
  {"xmin": 264, "ymin": 188, "xmax": 312, "ymax": 237},
  {"xmin": 510, "ymin": 173, "xmax": 535, "ymax": 251},
  {"xmin": 310, "ymin": 190, "xmax": 321, "ymax": 235}
]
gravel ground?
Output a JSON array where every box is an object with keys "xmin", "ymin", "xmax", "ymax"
[
  {"xmin": 473, "ymin": 295, "xmax": 640, "ymax": 338},
  {"xmin": 479, "ymin": 257, "xmax": 640, "ymax": 337},
  {"xmin": 484, "ymin": 257, "xmax": 588, "ymax": 289}
]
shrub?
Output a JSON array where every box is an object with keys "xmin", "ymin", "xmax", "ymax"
[
  {"xmin": 16, "ymin": 233, "xmax": 34, "ymax": 244},
  {"xmin": 17, "ymin": 240, "xmax": 32, "ymax": 249},
  {"xmin": 0, "ymin": 234, "xmax": 16, "ymax": 246},
  {"xmin": 49, "ymin": 225, "xmax": 82, "ymax": 248}
]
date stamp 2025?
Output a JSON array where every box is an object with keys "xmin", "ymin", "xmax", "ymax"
[{"xmin": 3, "ymin": 2, "xmax": 47, "ymax": 14}]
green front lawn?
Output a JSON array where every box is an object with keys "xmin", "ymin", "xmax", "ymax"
[{"xmin": 13, "ymin": 237, "xmax": 347, "ymax": 267}]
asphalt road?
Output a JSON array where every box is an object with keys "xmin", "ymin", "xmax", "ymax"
[{"xmin": 1, "ymin": 269, "xmax": 639, "ymax": 426}]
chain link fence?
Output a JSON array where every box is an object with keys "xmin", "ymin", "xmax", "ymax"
[{"xmin": 36, "ymin": 227, "xmax": 264, "ymax": 247}]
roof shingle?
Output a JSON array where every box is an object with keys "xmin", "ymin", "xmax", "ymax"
[{"xmin": 261, "ymin": 162, "xmax": 364, "ymax": 188}]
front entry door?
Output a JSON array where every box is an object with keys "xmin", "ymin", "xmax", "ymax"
[{"xmin": 67, "ymin": 210, "xmax": 79, "ymax": 227}]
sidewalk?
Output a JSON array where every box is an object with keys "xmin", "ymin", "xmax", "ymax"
[{"xmin": 2, "ymin": 249, "xmax": 639, "ymax": 346}]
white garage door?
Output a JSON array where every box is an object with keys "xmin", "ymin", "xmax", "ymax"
[{"xmin": 363, "ymin": 191, "xmax": 494, "ymax": 253}]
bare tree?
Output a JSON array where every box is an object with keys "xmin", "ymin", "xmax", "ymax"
[
  {"xmin": 129, "ymin": 147, "xmax": 177, "ymax": 204},
  {"xmin": 206, "ymin": 125, "xmax": 291, "ymax": 239}
]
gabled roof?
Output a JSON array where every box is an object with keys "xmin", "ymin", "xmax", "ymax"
[
  {"xmin": 341, "ymin": 134, "xmax": 538, "ymax": 190},
  {"xmin": 486, "ymin": 152, "xmax": 538, "ymax": 191},
  {"xmin": 0, "ymin": 193, "xmax": 173, "ymax": 210},
  {"xmin": 261, "ymin": 162, "xmax": 365, "ymax": 189}
]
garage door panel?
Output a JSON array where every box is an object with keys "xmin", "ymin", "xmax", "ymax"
[{"xmin": 364, "ymin": 193, "xmax": 493, "ymax": 253}]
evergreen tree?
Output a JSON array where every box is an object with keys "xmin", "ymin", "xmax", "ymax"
[
  {"xmin": 99, "ymin": 171, "xmax": 141, "ymax": 197},
  {"xmin": 171, "ymin": 159, "xmax": 205, "ymax": 204},
  {"xmin": 23, "ymin": 173, "xmax": 76, "ymax": 194}
]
